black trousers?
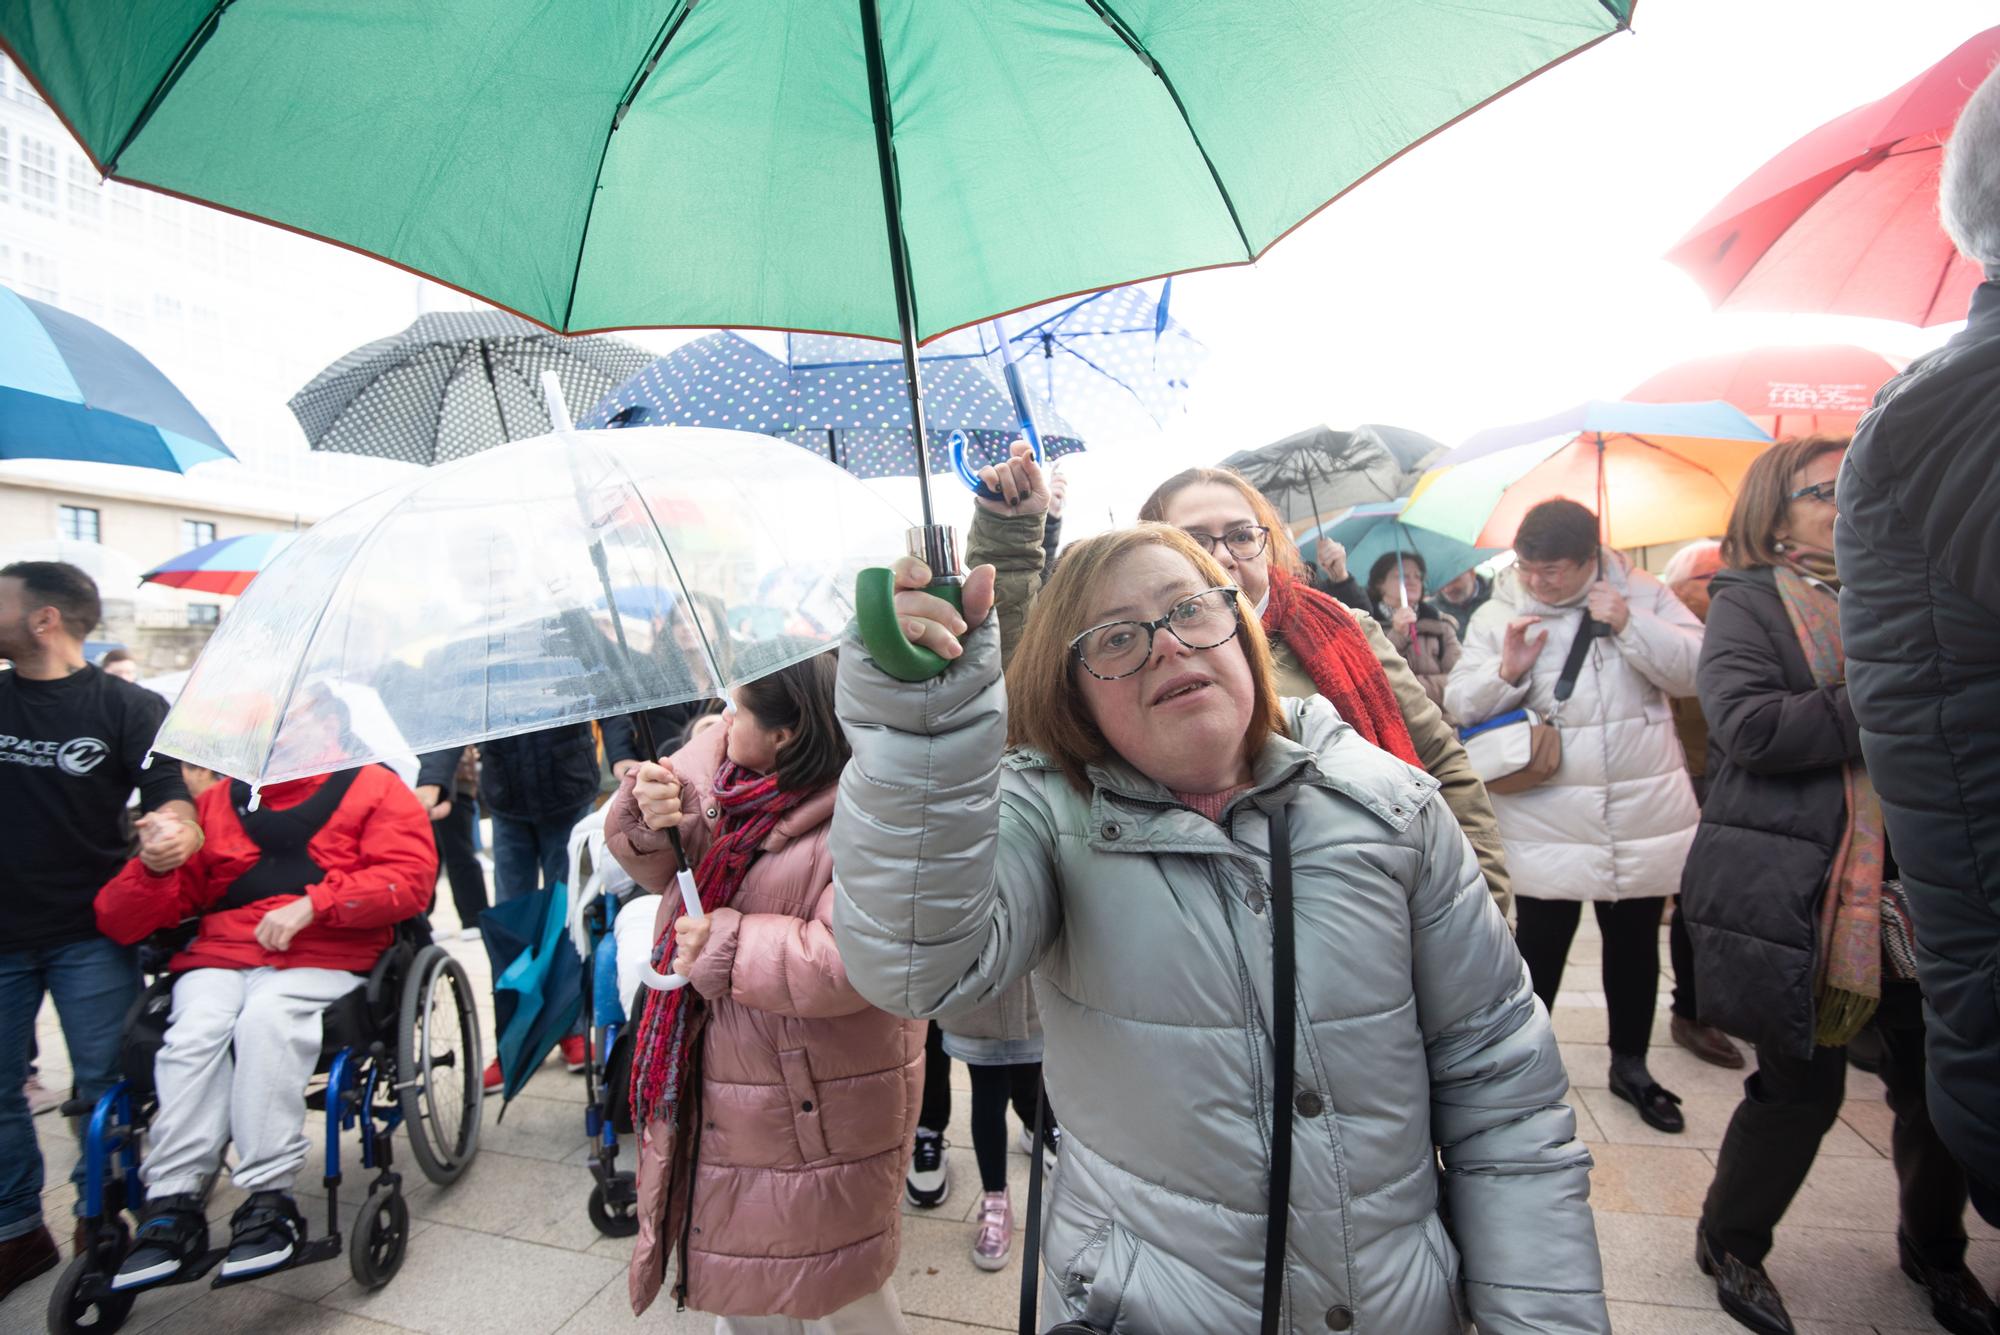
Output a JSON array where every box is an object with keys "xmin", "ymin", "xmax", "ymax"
[
  {"xmin": 919, "ymin": 1021, "xmax": 952, "ymax": 1133},
  {"xmin": 430, "ymin": 797, "xmax": 489, "ymax": 930},
  {"xmin": 1702, "ymin": 981, "xmax": 1967, "ymax": 1267},
  {"xmin": 1668, "ymin": 902, "xmax": 1699, "ymax": 1021},
  {"xmin": 969, "ymin": 1061, "xmax": 1044, "ymax": 1193},
  {"xmin": 1513, "ymin": 895, "xmax": 1664, "ymax": 1058}
]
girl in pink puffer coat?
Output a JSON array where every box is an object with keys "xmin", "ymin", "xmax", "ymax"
[{"xmin": 605, "ymin": 648, "xmax": 923, "ymax": 1332}]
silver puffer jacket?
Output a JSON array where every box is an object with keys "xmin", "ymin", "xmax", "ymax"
[{"xmin": 831, "ymin": 619, "xmax": 1607, "ymax": 1334}]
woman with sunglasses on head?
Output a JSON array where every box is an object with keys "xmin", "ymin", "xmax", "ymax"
[
  {"xmin": 1679, "ymin": 439, "xmax": 1993, "ymax": 1335},
  {"xmin": 831, "ymin": 447, "xmax": 1607, "ymax": 1334}
]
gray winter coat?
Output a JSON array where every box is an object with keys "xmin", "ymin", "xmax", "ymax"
[{"xmin": 831, "ymin": 619, "xmax": 1607, "ymax": 1334}]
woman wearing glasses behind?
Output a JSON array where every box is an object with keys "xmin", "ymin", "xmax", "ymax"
[
  {"xmin": 1679, "ymin": 438, "xmax": 1994, "ymax": 1335},
  {"xmin": 830, "ymin": 447, "xmax": 1607, "ymax": 1334}
]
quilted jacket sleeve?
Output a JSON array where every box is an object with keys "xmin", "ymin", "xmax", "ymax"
[
  {"xmin": 1614, "ymin": 571, "xmax": 1705, "ymax": 700},
  {"xmin": 1699, "ymin": 582, "xmax": 1861, "ymax": 775},
  {"xmin": 688, "ymin": 878, "xmax": 874, "ymax": 1021},
  {"xmin": 1408, "ymin": 797, "xmax": 1608, "ymax": 1333},
  {"xmin": 831, "ymin": 617, "xmax": 1062, "ymax": 1020},
  {"xmin": 1446, "ymin": 599, "xmax": 1531, "ymax": 726}
]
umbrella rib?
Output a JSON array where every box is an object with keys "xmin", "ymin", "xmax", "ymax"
[
  {"xmin": 101, "ymin": 0, "xmax": 233, "ymax": 177},
  {"xmin": 597, "ymin": 450, "xmax": 728, "ymax": 697},
  {"xmin": 1621, "ymin": 432, "xmax": 1733, "ymax": 494},
  {"xmin": 1080, "ymin": 0, "xmax": 1254, "ymax": 260},
  {"xmin": 560, "ymin": 0, "xmax": 701, "ymax": 331}
]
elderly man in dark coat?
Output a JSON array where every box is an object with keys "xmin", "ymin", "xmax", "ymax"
[{"xmin": 1837, "ymin": 61, "xmax": 2000, "ymax": 1228}]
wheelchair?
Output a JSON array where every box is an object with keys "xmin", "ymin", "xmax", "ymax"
[{"xmin": 48, "ymin": 919, "xmax": 485, "ymax": 1334}]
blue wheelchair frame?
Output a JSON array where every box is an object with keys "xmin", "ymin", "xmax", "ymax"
[
  {"xmin": 580, "ymin": 892, "xmax": 640, "ymax": 1236},
  {"xmin": 67, "ymin": 1044, "xmax": 405, "ymax": 1301}
]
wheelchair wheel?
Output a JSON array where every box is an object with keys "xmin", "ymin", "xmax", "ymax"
[
  {"xmin": 47, "ymin": 1255, "xmax": 135, "ymax": 1334},
  {"xmin": 587, "ymin": 1174, "xmax": 640, "ymax": 1238},
  {"xmin": 348, "ymin": 1186, "xmax": 408, "ymax": 1290},
  {"xmin": 397, "ymin": 945, "xmax": 483, "ymax": 1185}
]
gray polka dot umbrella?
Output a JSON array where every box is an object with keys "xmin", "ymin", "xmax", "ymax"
[{"xmin": 289, "ymin": 310, "xmax": 655, "ymax": 464}]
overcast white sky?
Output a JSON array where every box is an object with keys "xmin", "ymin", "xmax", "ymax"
[{"xmin": 20, "ymin": 0, "xmax": 1997, "ymax": 540}]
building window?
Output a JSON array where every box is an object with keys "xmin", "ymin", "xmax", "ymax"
[
  {"xmin": 180, "ymin": 519, "xmax": 216, "ymax": 549},
  {"xmin": 66, "ymin": 157, "xmax": 100, "ymax": 225},
  {"xmin": 186, "ymin": 604, "xmax": 220, "ymax": 627},
  {"xmin": 19, "ymin": 136, "xmax": 56, "ymax": 216},
  {"xmin": 19, "ymin": 251, "xmax": 57, "ymax": 302},
  {"xmin": 58, "ymin": 505, "xmax": 100, "ymax": 543},
  {"xmin": 0, "ymin": 127, "xmax": 11, "ymax": 204}
]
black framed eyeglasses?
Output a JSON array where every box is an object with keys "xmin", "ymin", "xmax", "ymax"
[
  {"xmin": 1180, "ymin": 526, "xmax": 1270, "ymax": 561},
  {"xmin": 1787, "ymin": 480, "xmax": 1837, "ymax": 505},
  {"xmin": 1069, "ymin": 586, "xmax": 1243, "ymax": 681}
]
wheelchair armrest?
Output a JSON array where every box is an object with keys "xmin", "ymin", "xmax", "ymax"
[{"xmin": 136, "ymin": 919, "xmax": 200, "ymax": 974}]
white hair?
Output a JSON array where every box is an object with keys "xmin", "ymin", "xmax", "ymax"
[
  {"xmin": 1659, "ymin": 538, "xmax": 1721, "ymax": 589},
  {"xmin": 1941, "ymin": 58, "xmax": 2000, "ymax": 270}
]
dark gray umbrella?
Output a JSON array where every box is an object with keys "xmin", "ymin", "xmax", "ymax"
[
  {"xmin": 289, "ymin": 310, "xmax": 654, "ymax": 464},
  {"xmin": 1220, "ymin": 426, "xmax": 1412, "ymax": 530},
  {"xmin": 1353, "ymin": 423, "xmax": 1449, "ymax": 474}
]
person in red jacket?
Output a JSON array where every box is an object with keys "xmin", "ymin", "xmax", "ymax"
[{"xmin": 92, "ymin": 725, "xmax": 435, "ymax": 1291}]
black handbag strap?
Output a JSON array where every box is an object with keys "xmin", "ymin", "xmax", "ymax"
[
  {"xmin": 1552, "ymin": 611, "xmax": 1606, "ymax": 704},
  {"xmin": 1018, "ymin": 799, "xmax": 1298, "ymax": 1335}
]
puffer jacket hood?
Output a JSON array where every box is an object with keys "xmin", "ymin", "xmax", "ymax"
[
  {"xmin": 832, "ymin": 617, "xmax": 1607, "ymax": 1334},
  {"xmin": 605, "ymin": 725, "xmax": 923, "ymax": 1320},
  {"xmin": 1445, "ymin": 550, "xmax": 1702, "ymax": 902},
  {"xmin": 1837, "ymin": 279, "xmax": 2000, "ymax": 1221}
]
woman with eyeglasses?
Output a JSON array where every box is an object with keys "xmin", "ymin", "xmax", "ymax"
[
  {"xmin": 830, "ymin": 476, "xmax": 1609, "ymax": 1332},
  {"xmin": 1679, "ymin": 438, "xmax": 1993, "ymax": 1335},
  {"xmin": 1363, "ymin": 550, "xmax": 1464, "ymax": 715},
  {"xmin": 1110, "ymin": 466, "xmax": 1511, "ymax": 908}
]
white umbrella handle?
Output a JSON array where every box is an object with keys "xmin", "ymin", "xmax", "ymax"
[
  {"xmin": 639, "ymin": 869, "xmax": 705, "ymax": 992},
  {"xmin": 541, "ymin": 370, "xmax": 574, "ymax": 432}
]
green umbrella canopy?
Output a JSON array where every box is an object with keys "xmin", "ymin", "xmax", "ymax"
[{"xmin": 2, "ymin": 2, "xmax": 1632, "ymax": 344}]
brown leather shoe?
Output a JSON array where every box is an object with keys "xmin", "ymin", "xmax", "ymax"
[
  {"xmin": 0, "ymin": 1224, "xmax": 60, "ymax": 1302},
  {"xmin": 1672, "ymin": 1014, "xmax": 1747, "ymax": 1069}
]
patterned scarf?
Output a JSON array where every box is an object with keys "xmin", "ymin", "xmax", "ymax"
[
  {"xmin": 629, "ymin": 760, "xmax": 806, "ymax": 1128},
  {"xmin": 1772, "ymin": 560, "xmax": 1887, "ymax": 1046},
  {"xmin": 1263, "ymin": 567, "xmax": 1421, "ymax": 765}
]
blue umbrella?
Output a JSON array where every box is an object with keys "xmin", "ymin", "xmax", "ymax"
[
  {"xmin": 579, "ymin": 331, "xmax": 1085, "ymax": 481},
  {"xmin": 1300, "ymin": 500, "xmax": 1505, "ymax": 599},
  {"xmin": 0, "ymin": 283, "xmax": 232, "ymax": 472},
  {"xmin": 480, "ymin": 883, "xmax": 583, "ymax": 1106}
]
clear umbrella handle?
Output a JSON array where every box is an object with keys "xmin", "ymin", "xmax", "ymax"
[{"xmin": 638, "ymin": 868, "xmax": 706, "ymax": 992}]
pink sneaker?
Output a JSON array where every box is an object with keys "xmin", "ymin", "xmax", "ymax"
[{"xmin": 971, "ymin": 1191, "xmax": 1012, "ymax": 1271}]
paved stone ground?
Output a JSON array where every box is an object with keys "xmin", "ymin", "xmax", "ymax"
[{"xmin": 7, "ymin": 898, "xmax": 1995, "ymax": 1334}]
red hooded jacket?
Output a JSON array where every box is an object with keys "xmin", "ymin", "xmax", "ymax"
[{"xmin": 95, "ymin": 766, "xmax": 437, "ymax": 973}]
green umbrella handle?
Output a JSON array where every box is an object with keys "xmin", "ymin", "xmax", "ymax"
[{"xmin": 855, "ymin": 524, "xmax": 964, "ymax": 683}]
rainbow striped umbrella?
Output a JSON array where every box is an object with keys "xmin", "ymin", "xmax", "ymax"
[{"xmin": 141, "ymin": 532, "xmax": 298, "ymax": 597}]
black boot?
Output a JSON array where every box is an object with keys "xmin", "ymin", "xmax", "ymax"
[
  {"xmin": 111, "ymin": 1194, "xmax": 207, "ymax": 1291},
  {"xmin": 1696, "ymin": 1225, "xmax": 1795, "ymax": 1335},
  {"xmin": 1898, "ymin": 1230, "xmax": 1999, "ymax": 1335}
]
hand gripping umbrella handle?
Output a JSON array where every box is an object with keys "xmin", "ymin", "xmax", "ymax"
[
  {"xmin": 855, "ymin": 524, "xmax": 964, "ymax": 683},
  {"xmin": 951, "ymin": 428, "xmax": 1044, "ymax": 504},
  {"xmin": 639, "ymin": 868, "xmax": 706, "ymax": 993}
]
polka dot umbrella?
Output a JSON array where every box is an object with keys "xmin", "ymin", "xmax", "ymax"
[
  {"xmin": 579, "ymin": 330, "xmax": 1084, "ymax": 480},
  {"xmin": 289, "ymin": 310, "xmax": 656, "ymax": 464}
]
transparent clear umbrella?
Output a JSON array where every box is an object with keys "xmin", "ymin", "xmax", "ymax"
[{"xmin": 150, "ymin": 426, "xmax": 911, "ymax": 794}]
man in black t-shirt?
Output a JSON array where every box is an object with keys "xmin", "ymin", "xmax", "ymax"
[{"xmin": 0, "ymin": 562, "xmax": 196, "ymax": 1298}]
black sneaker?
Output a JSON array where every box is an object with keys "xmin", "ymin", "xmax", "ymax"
[
  {"xmin": 217, "ymin": 1191, "xmax": 304, "ymax": 1281},
  {"xmin": 905, "ymin": 1129, "xmax": 951, "ymax": 1209},
  {"xmin": 111, "ymin": 1194, "xmax": 208, "ymax": 1291}
]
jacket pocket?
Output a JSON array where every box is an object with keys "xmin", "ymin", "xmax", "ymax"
[
  {"xmin": 777, "ymin": 1047, "xmax": 829, "ymax": 1162},
  {"xmin": 1078, "ymin": 1222, "xmax": 1146, "ymax": 1331},
  {"xmin": 1420, "ymin": 1211, "xmax": 1468, "ymax": 1330}
]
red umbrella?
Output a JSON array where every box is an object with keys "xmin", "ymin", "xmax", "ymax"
[
  {"xmin": 1627, "ymin": 345, "xmax": 1903, "ymax": 438},
  {"xmin": 1666, "ymin": 27, "xmax": 1999, "ymax": 327}
]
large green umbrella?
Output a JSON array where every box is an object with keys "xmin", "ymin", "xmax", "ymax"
[{"xmin": 2, "ymin": 0, "xmax": 1631, "ymax": 672}]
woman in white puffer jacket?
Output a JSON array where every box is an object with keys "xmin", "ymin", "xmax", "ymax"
[{"xmin": 1446, "ymin": 499, "xmax": 1702, "ymax": 1137}]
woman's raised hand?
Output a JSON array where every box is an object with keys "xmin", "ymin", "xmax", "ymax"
[
  {"xmin": 892, "ymin": 557, "xmax": 996, "ymax": 662},
  {"xmin": 975, "ymin": 439, "xmax": 1050, "ymax": 517},
  {"xmin": 633, "ymin": 763, "xmax": 684, "ymax": 832}
]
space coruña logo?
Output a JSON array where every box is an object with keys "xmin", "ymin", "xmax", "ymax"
[{"xmin": 0, "ymin": 733, "xmax": 111, "ymax": 775}]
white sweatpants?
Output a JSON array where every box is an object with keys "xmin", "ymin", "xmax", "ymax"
[
  {"xmin": 713, "ymin": 1282, "xmax": 911, "ymax": 1335},
  {"xmin": 142, "ymin": 966, "xmax": 363, "ymax": 1198}
]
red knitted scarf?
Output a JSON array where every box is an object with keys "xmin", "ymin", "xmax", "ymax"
[
  {"xmin": 629, "ymin": 761, "xmax": 805, "ymax": 1128},
  {"xmin": 1263, "ymin": 568, "xmax": 1420, "ymax": 765}
]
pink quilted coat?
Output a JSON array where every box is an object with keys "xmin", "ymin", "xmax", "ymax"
[{"xmin": 604, "ymin": 725, "xmax": 924, "ymax": 1319}]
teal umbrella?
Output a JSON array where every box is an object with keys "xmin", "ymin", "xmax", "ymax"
[
  {"xmin": 1300, "ymin": 500, "xmax": 1502, "ymax": 599},
  {"xmin": 3, "ymin": 2, "xmax": 1632, "ymax": 673}
]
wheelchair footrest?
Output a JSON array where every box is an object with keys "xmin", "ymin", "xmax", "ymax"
[{"xmin": 208, "ymin": 1235, "xmax": 341, "ymax": 1289}]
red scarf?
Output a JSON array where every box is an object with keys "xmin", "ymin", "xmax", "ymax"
[
  {"xmin": 629, "ymin": 761, "xmax": 807, "ymax": 1129},
  {"xmin": 1263, "ymin": 568, "xmax": 1421, "ymax": 765}
]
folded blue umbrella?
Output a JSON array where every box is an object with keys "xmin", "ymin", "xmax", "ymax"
[
  {"xmin": 481, "ymin": 883, "xmax": 583, "ymax": 1107},
  {"xmin": 1, "ymin": 283, "xmax": 232, "ymax": 472}
]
